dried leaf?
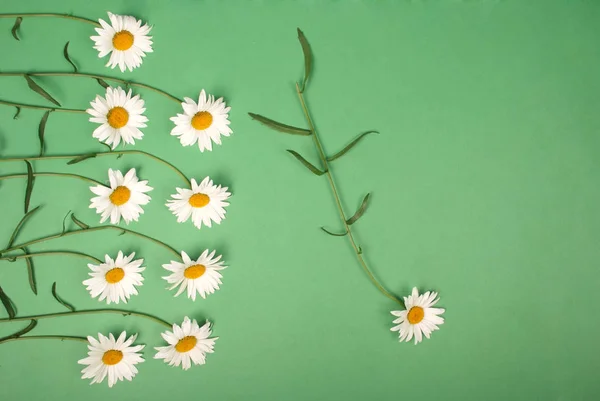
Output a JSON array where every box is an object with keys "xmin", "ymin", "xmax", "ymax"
[
  {"xmin": 63, "ymin": 41, "xmax": 78, "ymax": 73},
  {"xmin": 24, "ymin": 75, "xmax": 61, "ymax": 107},
  {"xmin": 13, "ymin": 106, "xmax": 21, "ymax": 119},
  {"xmin": 327, "ymin": 131, "xmax": 378, "ymax": 162},
  {"xmin": 0, "ymin": 286, "xmax": 16, "ymax": 319},
  {"xmin": 7, "ymin": 205, "xmax": 40, "ymax": 248},
  {"xmin": 11, "ymin": 17, "xmax": 22, "ymax": 41},
  {"xmin": 67, "ymin": 153, "xmax": 96, "ymax": 165},
  {"xmin": 286, "ymin": 150, "xmax": 326, "ymax": 176},
  {"xmin": 24, "ymin": 160, "xmax": 34, "ymax": 213},
  {"xmin": 71, "ymin": 214, "xmax": 89, "ymax": 230},
  {"xmin": 21, "ymin": 248, "xmax": 37, "ymax": 295},
  {"xmin": 38, "ymin": 110, "xmax": 52, "ymax": 156},
  {"xmin": 248, "ymin": 113, "xmax": 311, "ymax": 136},
  {"xmin": 346, "ymin": 193, "xmax": 371, "ymax": 225},
  {"xmin": 297, "ymin": 28, "xmax": 312, "ymax": 91},
  {"xmin": 96, "ymin": 78, "xmax": 110, "ymax": 89},
  {"xmin": 51, "ymin": 282, "xmax": 75, "ymax": 312},
  {"xmin": 320, "ymin": 227, "xmax": 347, "ymax": 237}
]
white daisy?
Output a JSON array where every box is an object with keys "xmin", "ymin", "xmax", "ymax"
[
  {"xmin": 170, "ymin": 90, "xmax": 232, "ymax": 152},
  {"xmin": 90, "ymin": 168, "xmax": 153, "ymax": 225},
  {"xmin": 166, "ymin": 177, "xmax": 231, "ymax": 229},
  {"xmin": 154, "ymin": 317, "xmax": 218, "ymax": 370},
  {"xmin": 78, "ymin": 331, "xmax": 144, "ymax": 387},
  {"xmin": 162, "ymin": 250, "xmax": 226, "ymax": 301},
  {"xmin": 91, "ymin": 12, "xmax": 153, "ymax": 72},
  {"xmin": 390, "ymin": 287, "xmax": 445, "ymax": 344},
  {"xmin": 87, "ymin": 86, "xmax": 148, "ymax": 149},
  {"xmin": 83, "ymin": 251, "xmax": 145, "ymax": 304}
]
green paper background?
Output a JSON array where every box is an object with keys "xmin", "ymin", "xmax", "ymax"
[{"xmin": 1, "ymin": 0, "xmax": 599, "ymax": 400}]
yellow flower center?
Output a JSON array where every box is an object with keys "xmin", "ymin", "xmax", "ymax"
[
  {"xmin": 107, "ymin": 106, "xmax": 129, "ymax": 129},
  {"xmin": 102, "ymin": 350, "xmax": 123, "ymax": 365},
  {"xmin": 188, "ymin": 193, "xmax": 210, "ymax": 208},
  {"xmin": 112, "ymin": 30, "xmax": 134, "ymax": 51},
  {"xmin": 175, "ymin": 336, "xmax": 198, "ymax": 353},
  {"xmin": 109, "ymin": 186, "xmax": 131, "ymax": 206},
  {"xmin": 105, "ymin": 268, "xmax": 125, "ymax": 284},
  {"xmin": 191, "ymin": 111, "xmax": 213, "ymax": 130},
  {"xmin": 184, "ymin": 264, "xmax": 206, "ymax": 279},
  {"xmin": 407, "ymin": 306, "xmax": 425, "ymax": 324}
]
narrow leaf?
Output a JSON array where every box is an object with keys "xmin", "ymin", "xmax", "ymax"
[
  {"xmin": 328, "ymin": 130, "xmax": 379, "ymax": 162},
  {"xmin": 320, "ymin": 227, "xmax": 347, "ymax": 237},
  {"xmin": 67, "ymin": 153, "xmax": 97, "ymax": 165},
  {"xmin": 6, "ymin": 257, "xmax": 17, "ymax": 262},
  {"xmin": 286, "ymin": 150, "xmax": 326, "ymax": 176},
  {"xmin": 96, "ymin": 78, "xmax": 110, "ymax": 89},
  {"xmin": 61, "ymin": 211, "xmax": 71, "ymax": 234},
  {"xmin": 38, "ymin": 110, "xmax": 52, "ymax": 156},
  {"xmin": 51, "ymin": 282, "xmax": 75, "ymax": 312},
  {"xmin": 21, "ymin": 247, "xmax": 37, "ymax": 295},
  {"xmin": 24, "ymin": 75, "xmax": 61, "ymax": 107},
  {"xmin": 346, "ymin": 193, "xmax": 371, "ymax": 225},
  {"xmin": 0, "ymin": 319, "xmax": 37, "ymax": 343},
  {"xmin": 100, "ymin": 142, "xmax": 112, "ymax": 152},
  {"xmin": 13, "ymin": 106, "xmax": 21, "ymax": 119},
  {"xmin": 118, "ymin": 230, "xmax": 126, "ymax": 236},
  {"xmin": 71, "ymin": 214, "xmax": 89, "ymax": 230},
  {"xmin": 297, "ymin": 28, "xmax": 312, "ymax": 91},
  {"xmin": 248, "ymin": 113, "xmax": 311, "ymax": 136},
  {"xmin": 0, "ymin": 286, "xmax": 16, "ymax": 319},
  {"xmin": 63, "ymin": 41, "xmax": 78, "ymax": 73},
  {"xmin": 11, "ymin": 17, "xmax": 22, "ymax": 41},
  {"xmin": 7, "ymin": 205, "xmax": 40, "ymax": 248},
  {"xmin": 24, "ymin": 160, "xmax": 34, "ymax": 213}
]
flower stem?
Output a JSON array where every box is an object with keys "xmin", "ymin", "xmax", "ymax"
[
  {"xmin": 0, "ymin": 99, "xmax": 85, "ymax": 113},
  {"xmin": 0, "ymin": 172, "xmax": 103, "ymax": 186},
  {"xmin": 295, "ymin": 83, "xmax": 403, "ymax": 307},
  {"xmin": 0, "ymin": 72, "xmax": 182, "ymax": 104},
  {"xmin": 0, "ymin": 13, "xmax": 100, "ymax": 27},
  {"xmin": 0, "ymin": 251, "xmax": 102, "ymax": 264},
  {"xmin": 0, "ymin": 335, "xmax": 88, "ymax": 344}
]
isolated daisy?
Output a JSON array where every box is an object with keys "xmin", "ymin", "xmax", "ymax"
[
  {"xmin": 91, "ymin": 12, "xmax": 153, "ymax": 72},
  {"xmin": 162, "ymin": 250, "xmax": 226, "ymax": 301},
  {"xmin": 78, "ymin": 331, "xmax": 144, "ymax": 387},
  {"xmin": 83, "ymin": 251, "xmax": 145, "ymax": 304},
  {"xmin": 154, "ymin": 317, "xmax": 218, "ymax": 370},
  {"xmin": 87, "ymin": 86, "xmax": 148, "ymax": 149},
  {"xmin": 170, "ymin": 90, "xmax": 232, "ymax": 152},
  {"xmin": 390, "ymin": 287, "xmax": 445, "ymax": 344},
  {"xmin": 90, "ymin": 168, "xmax": 153, "ymax": 224},
  {"xmin": 166, "ymin": 177, "xmax": 231, "ymax": 229}
]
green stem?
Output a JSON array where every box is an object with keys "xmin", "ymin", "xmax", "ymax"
[
  {"xmin": 295, "ymin": 83, "xmax": 403, "ymax": 307},
  {"xmin": 0, "ymin": 172, "xmax": 102, "ymax": 185},
  {"xmin": 0, "ymin": 335, "xmax": 88, "ymax": 344},
  {"xmin": 0, "ymin": 251, "xmax": 101, "ymax": 264},
  {"xmin": 0, "ymin": 72, "xmax": 182, "ymax": 104},
  {"xmin": 0, "ymin": 13, "xmax": 100, "ymax": 27},
  {"xmin": 0, "ymin": 99, "xmax": 85, "ymax": 113}
]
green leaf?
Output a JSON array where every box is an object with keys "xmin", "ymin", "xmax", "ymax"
[
  {"xmin": 118, "ymin": 230, "xmax": 126, "ymax": 236},
  {"xmin": 0, "ymin": 286, "xmax": 16, "ymax": 319},
  {"xmin": 248, "ymin": 113, "xmax": 311, "ymax": 136},
  {"xmin": 67, "ymin": 153, "xmax": 97, "ymax": 165},
  {"xmin": 0, "ymin": 319, "xmax": 37, "ymax": 343},
  {"xmin": 63, "ymin": 41, "xmax": 78, "ymax": 73},
  {"xmin": 51, "ymin": 282, "xmax": 75, "ymax": 312},
  {"xmin": 286, "ymin": 150, "xmax": 326, "ymax": 176},
  {"xmin": 11, "ymin": 17, "xmax": 22, "ymax": 41},
  {"xmin": 21, "ymin": 247, "xmax": 37, "ymax": 295},
  {"xmin": 320, "ymin": 227, "xmax": 347, "ymax": 237},
  {"xmin": 38, "ymin": 110, "xmax": 52, "ymax": 156},
  {"xmin": 346, "ymin": 193, "xmax": 371, "ymax": 225},
  {"xmin": 297, "ymin": 28, "xmax": 312, "ymax": 91},
  {"xmin": 24, "ymin": 160, "xmax": 34, "ymax": 214},
  {"xmin": 100, "ymin": 142, "xmax": 112, "ymax": 152},
  {"xmin": 327, "ymin": 130, "xmax": 379, "ymax": 162},
  {"xmin": 71, "ymin": 214, "xmax": 89, "ymax": 230},
  {"xmin": 24, "ymin": 75, "xmax": 61, "ymax": 107},
  {"xmin": 6, "ymin": 205, "xmax": 40, "ymax": 249},
  {"xmin": 13, "ymin": 106, "xmax": 20, "ymax": 119},
  {"xmin": 61, "ymin": 211, "xmax": 71, "ymax": 234},
  {"xmin": 96, "ymin": 78, "xmax": 110, "ymax": 89}
]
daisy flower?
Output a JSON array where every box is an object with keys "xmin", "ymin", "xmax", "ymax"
[
  {"xmin": 166, "ymin": 177, "xmax": 231, "ymax": 229},
  {"xmin": 162, "ymin": 250, "xmax": 226, "ymax": 301},
  {"xmin": 390, "ymin": 287, "xmax": 445, "ymax": 344},
  {"xmin": 154, "ymin": 317, "xmax": 218, "ymax": 370},
  {"xmin": 170, "ymin": 89, "xmax": 232, "ymax": 152},
  {"xmin": 91, "ymin": 12, "xmax": 153, "ymax": 72},
  {"xmin": 90, "ymin": 168, "xmax": 153, "ymax": 224},
  {"xmin": 87, "ymin": 86, "xmax": 148, "ymax": 149},
  {"xmin": 78, "ymin": 331, "xmax": 144, "ymax": 387},
  {"xmin": 83, "ymin": 251, "xmax": 145, "ymax": 304}
]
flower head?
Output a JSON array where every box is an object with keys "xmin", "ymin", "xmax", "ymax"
[
  {"xmin": 391, "ymin": 287, "xmax": 445, "ymax": 344},
  {"xmin": 83, "ymin": 251, "xmax": 145, "ymax": 304},
  {"xmin": 162, "ymin": 250, "xmax": 226, "ymax": 301}
]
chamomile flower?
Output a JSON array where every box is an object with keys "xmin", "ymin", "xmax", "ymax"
[
  {"xmin": 83, "ymin": 251, "xmax": 145, "ymax": 304},
  {"xmin": 170, "ymin": 90, "xmax": 232, "ymax": 152},
  {"xmin": 390, "ymin": 287, "xmax": 445, "ymax": 344},
  {"xmin": 91, "ymin": 12, "xmax": 153, "ymax": 72},
  {"xmin": 166, "ymin": 177, "xmax": 230, "ymax": 229},
  {"xmin": 154, "ymin": 317, "xmax": 218, "ymax": 370},
  {"xmin": 162, "ymin": 250, "xmax": 226, "ymax": 301},
  {"xmin": 87, "ymin": 86, "xmax": 148, "ymax": 149},
  {"xmin": 90, "ymin": 168, "xmax": 153, "ymax": 225},
  {"xmin": 78, "ymin": 331, "xmax": 145, "ymax": 387}
]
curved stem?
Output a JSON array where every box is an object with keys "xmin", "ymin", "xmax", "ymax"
[
  {"xmin": 0, "ymin": 172, "xmax": 102, "ymax": 186},
  {"xmin": 0, "ymin": 99, "xmax": 85, "ymax": 113},
  {"xmin": 0, "ymin": 13, "xmax": 100, "ymax": 27},
  {"xmin": 0, "ymin": 150, "xmax": 190, "ymax": 186},
  {"xmin": 0, "ymin": 335, "xmax": 88, "ymax": 344},
  {"xmin": 0, "ymin": 251, "xmax": 101, "ymax": 264},
  {"xmin": 0, "ymin": 72, "xmax": 182, "ymax": 104},
  {"xmin": 0, "ymin": 308, "xmax": 172, "ymax": 329},
  {"xmin": 295, "ymin": 83, "xmax": 403, "ymax": 307}
]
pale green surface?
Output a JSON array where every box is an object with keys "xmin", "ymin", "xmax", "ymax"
[{"xmin": 0, "ymin": 0, "xmax": 599, "ymax": 400}]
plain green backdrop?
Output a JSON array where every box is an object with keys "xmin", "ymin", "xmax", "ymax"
[{"xmin": 0, "ymin": 0, "xmax": 599, "ymax": 400}]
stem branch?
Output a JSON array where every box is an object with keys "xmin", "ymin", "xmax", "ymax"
[
  {"xmin": 0, "ymin": 250, "xmax": 101, "ymax": 264},
  {"xmin": 0, "ymin": 13, "xmax": 100, "ymax": 27},
  {"xmin": 0, "ymin": 99, "xmax": 85, "ymax": 113},
  {"xmin": 0, "ymin": 172, "xmax": 102, "ymax": 185}
]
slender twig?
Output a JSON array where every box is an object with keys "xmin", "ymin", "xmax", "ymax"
[
  {"xmin": 0, "ymin": 72, "xmax": 182, "ymax": 104},
  {"xmin": 0, "ymin": 250, "xmax": 102, "ymax": 264},
  {"xmin": 0, "ymin": 172, "xmax": 102, "ymax": 186},
  {"xmin": 0, "ymin": 99, "xmax": 85, "ymax": 113},
  {"xmin": 0, "ymin": 150, "xmax": 190, "ymax": 186},
  {"xmin": 0, "ymin": 335, "xmax": 88, "ymax": 344},
  {"xmin": 0, "ymin": 13, "xmax": 100, "ymax": 27},
  {"xmin": 295, "ymin": 83, "xmax": 403, "ymax": 307}
]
